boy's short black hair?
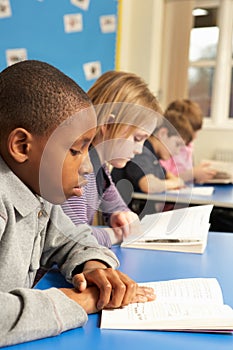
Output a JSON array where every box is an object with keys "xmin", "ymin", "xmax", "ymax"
[{"xmin": 0, "ymin": 60, "xmax": 92, "ymax": 138}]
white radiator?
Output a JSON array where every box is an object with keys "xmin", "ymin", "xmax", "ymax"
[{"xmin": 214, "ymin": 149, "xmax": 233, "ymax": 162}]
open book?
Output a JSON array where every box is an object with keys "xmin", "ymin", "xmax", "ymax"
[
  {"xmin": 168, "ymin": 186, "xmax": 214, "ymax": 196},
  {"xmin": 101, "ymin": 278, "xmax": 233, "ymax": 333},
  {"xmin": 201, "ymin": 159, "xmax": 233, "ymax": 184},
  {"xmin": 121, "ymin": 204, "xmax": 213, "ymax": 254}
]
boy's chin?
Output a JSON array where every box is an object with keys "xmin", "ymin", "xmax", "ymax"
[
  {"xmin": 109, "ymin": 158, "xmax": 129, "ymax": 169},
  {"xmin": 39, "ymin": 191, "xmax": 68, "ymax": 205}
]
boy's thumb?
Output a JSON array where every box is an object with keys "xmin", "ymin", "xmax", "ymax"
[{"xmin": 72, "ymin": 273, "xmax": 87, "ymax": 291}]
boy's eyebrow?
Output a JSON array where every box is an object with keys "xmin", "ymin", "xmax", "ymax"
[
  {"xmin": 83, "ymin": 137, "xmax": 93, "ymax": 144},
  {"xmin": 73, "ymin": 137, "xmax": 93, "ymax": 147}
]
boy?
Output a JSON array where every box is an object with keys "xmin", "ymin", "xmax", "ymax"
[
  {"xmin": 160, "ymin": 99, "xmax": 216, "ymax": 183},
  {"xmin": 112, "ymin": 110, "xmax": 193, "ymax": 216},
  {"xmin": 0, "ymin": 60, "xmax": 154, "ymax": 347}
]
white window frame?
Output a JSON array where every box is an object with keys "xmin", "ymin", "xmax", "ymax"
[{"xmin": 190, "ymin": 0, "xmax": 233, "ymax": 129}]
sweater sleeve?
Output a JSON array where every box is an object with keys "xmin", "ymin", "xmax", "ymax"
[
  {"xmin": 0, "ymin": 205, "xmax": 119, "ymax": 347},
  {"xmin": 41, "ymin": 205, "xmax": 120, "ymax": 283},
  {"xmin": 0, "ymin": 287, "xmax": 87, "ymax": 347},
  {"xmin": 90, "ymin": 225, "xmax": 112, "ymax": 248}
]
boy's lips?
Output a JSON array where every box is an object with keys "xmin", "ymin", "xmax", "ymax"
[
  {"xmin": 73, "ymin": 187, "xmax": 83, "ymax": 196},
  {"xmin": 72, "ymin": 180, "xmax": 88, "ymax": 197}
]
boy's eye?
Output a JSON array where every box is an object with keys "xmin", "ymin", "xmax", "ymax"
[
  {"xmin": 70, "ymin": 148, "xmax": 82, "ymax": 156},
  {"xmin": 134, "ymin": 136, "xmax": 145, "ymax": 143}
]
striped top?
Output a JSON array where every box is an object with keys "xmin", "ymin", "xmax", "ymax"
[{"xmin": 61, "ymin": 164, "xmax": 130, "ymax": 247}]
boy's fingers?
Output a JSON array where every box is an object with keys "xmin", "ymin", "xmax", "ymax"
[
  {"xmin": 72, "ymin": 273, "xmax": 87, "ymax": 291},
  {"xmin": 106, "ymin": 273, "xmax": 135, "ymax": 308},
  {"xmin": 81, "ymin": 268, "xmax": 136, "ymax": 309},
  {"xmin": 133, "ymin": 286, "xmax": 156, "ymax": 302},
  {"xmin": 90, "ymin": 270, "xmax": 113, "ymax": 310},
  {"xmin": 73, "ymin": 269, "xmax": 156, "ymax": 310}
]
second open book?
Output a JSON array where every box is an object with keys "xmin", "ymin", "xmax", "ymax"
[
  {"xmin": 121, "ymin": 204, "xmax": 213, "ymax": 254},
  {"xmin": 201, "ymin": 159, "xmax": 233, "ymax": 184},
  {"xmin": 101, "ymin": 278, "xmax": 233, "ymax": 333}
]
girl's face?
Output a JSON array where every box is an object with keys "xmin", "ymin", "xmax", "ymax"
[{"xmin": 104, "ymin": 126, "xmax": 150, "ymax": 168}]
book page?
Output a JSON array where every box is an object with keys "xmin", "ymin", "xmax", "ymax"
[
  {"xmin": 201, "ymin": 159, "xmax": 233, "ymax": 183},
  {"xmin": 168, "ymin": 186, "xmax": 214, "ymax": 196},
  {"xmin": 138, "ymin": 205, "xmax": 213, "ymax": 242},
  {"xmin": 141, "ymin": 278, "xmax": 223, "ymax": 304},
  {"xmin": 101, "ymin": 278, "xmax": 233, "ymax": 331},
  {"xmin": 202, "ymin": 159, "xmax": 233, "ymax": 178},
  {"xmin": 101, "ymin": 301, "xmax": 233, "ymax": 330}
]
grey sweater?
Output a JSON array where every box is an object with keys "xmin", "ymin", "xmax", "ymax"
[{"xmin": 0, "ymin": 156, "xmax": 119, "ymax": 347}]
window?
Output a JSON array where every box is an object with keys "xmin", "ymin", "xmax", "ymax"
[
  {"xmin": 188, "ymin": 0, "xmax": 233, "ymax": 127},
  {"xmin": 188, "ymin": 26, "xmax": 218, "ymax": 117}
]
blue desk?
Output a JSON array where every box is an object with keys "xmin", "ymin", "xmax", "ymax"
[
  {"xmin": 4, "ymin": 231, "xmax": 233, "ymax": 350},
  {"xmin": 132, "ymin": 184, "xmax": 233, "ymax": 209}
]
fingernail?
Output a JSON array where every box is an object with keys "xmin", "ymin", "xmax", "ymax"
[
  {"xmin": 97, "ymin": 301, "xmax": 104, "ymax": 310},
  {"xmin": 138, "ymin": 296, "xmax": 147, "ymax": 302}
]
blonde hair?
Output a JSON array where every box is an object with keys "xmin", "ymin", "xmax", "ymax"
[
  {"xmin": 87, "ymin": 71, "xmax": 162, "ymax": 141},
  {"xmin": 165, "ymin": 99, "xmax": 203, "ymax": 132}
]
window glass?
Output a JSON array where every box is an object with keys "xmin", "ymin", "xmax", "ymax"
[
  {"xmin": 188, "ymin": 3, "xmax": 233, "ymax": 123},
  {"xmin": 188, "ymin": 66, "xmax": 214, "ymax": 117},
  {"xmin": 189, "ymin": 27, "xmax": 219, "ymax": 61}
]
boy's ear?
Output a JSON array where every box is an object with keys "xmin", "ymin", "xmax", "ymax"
[
  {"xmin": 100, "ymin": 124, "xmax": 107, "ymax": 136},
  {"xmin": 157, "ymin": 127, "xmax": 169, "ymax": 141},
  {"xmin": 100, "ymin": 123, "xmax": 112, "ymax": 136},
  {"xmin": 7, "ymin": 128, "xmax": 32, "ymax": 163}
]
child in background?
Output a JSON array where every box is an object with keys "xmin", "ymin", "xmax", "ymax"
[
  {"xmin": 62, "ymin": 71, "xmax": 162, "ymax": 246},
  {"xmin": 160, "ymin": 99, "xmax": 232, "ymax": 233},
  {"xmin": 0, "ymin": 61, "xmax": 155, "ymax": 347},
  {"xmin": 160, "ymin": 99, "xmax": 216, "ymax": 183},
  {"xmin": 112, "ymin": 110, "xmax": 192, "ymax": 216}
]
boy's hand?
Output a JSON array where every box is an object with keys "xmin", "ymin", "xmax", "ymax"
[
  {"xmin": 60, "ymin": 286, "xmax": 100, "ymax": 314},
  {"xmin": 71, "ymin": 261, "xmax": 155, "ymax": 310},
  {"xmin": 194, "ymin": 162, "xmax": 217, "ymax": 184}
]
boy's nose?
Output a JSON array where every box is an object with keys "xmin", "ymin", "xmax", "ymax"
[
  {"xmin": 134, "ymin": 141, "xmax": 143, "ymax": 155},
  {"xmin": 79, "ymin": 154, "xmax": 93, "ymax": 175}
]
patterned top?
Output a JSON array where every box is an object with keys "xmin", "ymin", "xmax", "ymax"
[{"xmin": 62, "ymin": 151, "xmax": 130, "ymax": 248}]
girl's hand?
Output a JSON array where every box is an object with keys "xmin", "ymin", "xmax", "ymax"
[{"xmin": 110, "ymin": 211, "xmax": 142, "ymax": 242}]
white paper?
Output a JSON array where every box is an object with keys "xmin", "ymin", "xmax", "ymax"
[
  {"xmin": 6, "ymin": 48, "xmax": 28, "ymax": 67},
  {"xmin": 168, "ymin": 186, "xmax": 214, "ymax": 196},
  {"xmin": 0, "ymin": 0, "xmax": 11, "ymax": 18},
  {"xmin": 100, "ymin": 15, "xmax": 117, "ymax": 33},
  {"xmin": 71, "ymin": 0, "xmax": 90, "ymax": 11},
  {"xmin": 101, "ymin": 278, "xmax": 233, "ymax": 330},
  {"xmin": 122, "ymin": 204, "xmax": 213, "ymax": 246},
  {"xmin": 64, "ymin": 13, "xmax": 83, "ymax": 33},
  {"xmin": 83, "ymin": 61, "xmax": 101, "ymax": 80}
]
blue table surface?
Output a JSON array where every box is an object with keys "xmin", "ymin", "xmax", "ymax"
[
  {"xmin": 133, "ymin": 184, "xmax": 233, "ymax": 208},
  {"xmin": 4, "ymin": 231, "xmax": 233, "ymax": 350}
]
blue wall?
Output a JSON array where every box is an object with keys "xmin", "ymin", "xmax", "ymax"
[{"xmin": 0, "ymin": 0, "xmax": 118, "ymax": 91}]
